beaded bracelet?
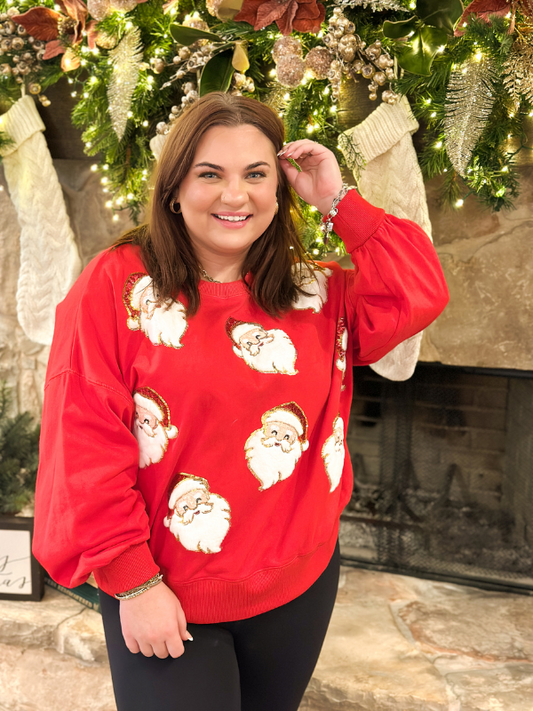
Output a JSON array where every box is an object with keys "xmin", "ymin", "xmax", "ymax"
[
  {"xmin": 114, "ymin": 572, "xmax": 164, "ymax": 600},
  {"xmin": 320, "ymin": 183, "xmax": 356, "ymax": 242}
]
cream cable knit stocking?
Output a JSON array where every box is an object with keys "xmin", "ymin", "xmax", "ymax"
[
  {"xmin": 339, "ymin": 96, "xmax": 433, "ymax": 381},
  {"xmin": 0, "ymin": 96, "xmax": 81, "ymax": 345}
]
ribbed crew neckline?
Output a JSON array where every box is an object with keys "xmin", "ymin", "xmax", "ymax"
[{"xmin": 198, "ymin": 278, "xmax": 249, "ymax": 298}]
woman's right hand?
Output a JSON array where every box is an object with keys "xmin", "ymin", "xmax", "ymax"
[{"xmin": 119, "ymin": 581, "xmax": 192, "ymax": 658}]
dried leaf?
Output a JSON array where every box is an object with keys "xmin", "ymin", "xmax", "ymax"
[{"xmin": 12, "ymin": 7, "xmax": 60, "ymax": 42}]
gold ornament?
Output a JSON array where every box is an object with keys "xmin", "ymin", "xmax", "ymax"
[
  {"xmin": 28, "ymin": 81, "xmax": 41, "ymax": 94},
  {"xmin": 276, "ymin": 55, "xmax": 305, "ymax": 88}
]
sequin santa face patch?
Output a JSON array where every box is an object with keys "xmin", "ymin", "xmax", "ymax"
[
  {"xmin": 123, "ymin": 273, "xmax": 188, "ymax": 348},
  {"xmin": 336, "ymin": 318, "xmax": 348, "ymax": 387},
  {"xmin": 133, "ymin": 388, "xmax": 178, "ymax": 468},
  {"xmin": 225, "ymin": 317, "xmax": 298, "ymax": 375},
  {"xmin": 245, "ymin": 402, "xmax": 309, "ymax": 491},
  {"xmin": 164, "ymin": 475, "xmax": 231, "ymax": 554},
  {"xmin": 292, "ymin": 265, "xmax": 332, "ymax": 313},
  {"xmin": 321, "ymin": 414, "xmax": 345, "ymax": 493}
]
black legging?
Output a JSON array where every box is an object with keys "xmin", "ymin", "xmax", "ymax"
[{"xmin": 99, "ymin": 543, "xmax": 340, "ymax": 711}]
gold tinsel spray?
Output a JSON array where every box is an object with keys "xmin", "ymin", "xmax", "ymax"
[
  {"xmin": 502, "ymin": 36, "xmax": 533, "ymax": 106},
  {"xmin": 107, "ymin": 26, "xmax": 143, "ymax": 141},
  {"xmin": 444, "ymin": 54, "xmax": 497, "ymax": 177}
]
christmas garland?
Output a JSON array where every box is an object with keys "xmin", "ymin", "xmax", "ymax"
[{"xmin": 1, "ymin": 0, "xmax": 533, "ymax": 256}]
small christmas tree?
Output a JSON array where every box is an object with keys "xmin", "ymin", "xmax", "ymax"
[{"xmin": 0, "ymin": 382, "xmax": 40, "ymax": 515}]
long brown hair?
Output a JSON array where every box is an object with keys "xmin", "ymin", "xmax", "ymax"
[{"xmin": 116, "ymin": 92, "xmax": 312, "ymax": 316}]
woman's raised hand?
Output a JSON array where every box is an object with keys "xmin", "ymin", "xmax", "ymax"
[
  {"xmin": 119, "ymin": 581, "xmax": 192, "ymax": 658},
  {"xmin": 278, "ymin": 139, "xmax": 344, "ymax": 216}
]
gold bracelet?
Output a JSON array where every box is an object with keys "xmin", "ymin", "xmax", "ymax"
[{"xmin": 114, "ymin": 572, "xmax": 163, "ymax": 600}]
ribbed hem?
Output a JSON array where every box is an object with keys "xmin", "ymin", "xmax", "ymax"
[
  {"xmin": 170, "ymin": 528, "xmax": 338, "ymax": 624},
  {"xmin": 327, "ymin": 189, "xmax": 385, "ymax": 251},
  {"xmin": 342, "ymin": 96, "xmax": 418, "ymax": 165},
  {"xmin": 0, "ymin": 95, "xmax": 45, "ymax": 157},
  {"xmin": 94, "ymin": 541, "xmax": 160, "ymax": 596}
]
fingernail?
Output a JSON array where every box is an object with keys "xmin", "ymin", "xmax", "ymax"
[
  {"xmin": 187, "ymin": 634, "xmax": 194, "ymax": 641},
  {"xmin": 277, "ymin": 150, "xmax": 286, "ymax": 157}
]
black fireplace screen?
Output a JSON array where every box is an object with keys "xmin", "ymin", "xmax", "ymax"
[{"xmin": 340, "ymin": 364, "xmax": 533, "ymax": 593}]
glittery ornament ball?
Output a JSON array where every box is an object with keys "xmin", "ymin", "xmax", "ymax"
[
  {"xmin": 272, "ymin": 36, "xmax": 303, "ymax": 64},
  {"xmin": 87, "ymin": 0, "xmax": 110, "ymax": 22},
  {"xmin": 206, "ymin": 0, "xmax": 223, "ymax": 17},
  {"xmin": 304, "ymin": 47, "xmax": 332, "ymax": 80},
  {"xmin": 109, "ymin": 0, "xmax": 137, "ymax": 11},
  {"xmin": 276, "ymin": 55, "xmax": 305, "ymax": 88},
  {"xmin": 183, "ymin": 17, "xmax": 210, "ymax": 31},
  {"xmin": 96, "ymin": 30, "xmax": 118, "ymax": 49}
]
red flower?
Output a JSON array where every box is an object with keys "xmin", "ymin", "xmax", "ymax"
[
  {"xmin": 235, "ymin": 0, "xmax": 325, "ymax": 35},
  {"xmin": 454, "ymin": 0, "xmax": 533, "ymax": 34},
  {"xmin": 13, "ymin": 0, "xmax": 96, "ymax": 71}
]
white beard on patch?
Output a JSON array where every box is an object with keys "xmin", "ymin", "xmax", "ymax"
[
  {"xmin": 237, "ymin": 329, "xmax": 297, "ymax": 375},
  {"xmin": 322, "ymin": 434, "xmax": 345, "ymax": 492},
  {"xmin": 164, "ymin": 495, "xmax": 231, "ymax": 554},
  {"xmin": 292, "ymin": 267, "xmax": 332, "ymax": 314},
  {"xmin": 135, "ymin": 422, "xmax": 171, "ymax": 468},
  {"xmin": 245, "ymin": 429, "xmax": 302, "ymax": 490},
  {"xmin": 138, "ymin": 288, "xmax": 187, "ymax": 348}
]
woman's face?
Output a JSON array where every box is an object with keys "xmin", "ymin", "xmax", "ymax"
[{"xmin": 175, "ymin": 124, "xmax": 279, "ymax": 267}]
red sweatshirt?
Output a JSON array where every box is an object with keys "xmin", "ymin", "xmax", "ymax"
[{"xmin": 33, "ymin": 190, "xmax": 448, "ymax": 623}]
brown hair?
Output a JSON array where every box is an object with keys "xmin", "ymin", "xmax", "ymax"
[{"xmin": 116, "ymin": 92, "xmax": 312, "ymax": 316}]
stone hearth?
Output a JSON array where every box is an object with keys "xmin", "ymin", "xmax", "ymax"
[{"xmin": 1, "ymin": 571, "xmax": 532, "ymax": 711}]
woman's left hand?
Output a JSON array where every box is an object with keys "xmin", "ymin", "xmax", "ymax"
[{"xmin": 278, "ymin": 139, "xmax": 344, "ymax": 215}]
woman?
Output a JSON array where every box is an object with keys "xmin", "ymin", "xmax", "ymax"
[{"xmin": 33, "ymin": 92, "xmax": 448, "ymax": 711}]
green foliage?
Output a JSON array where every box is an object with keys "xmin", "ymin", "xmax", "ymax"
[{"xmin": 0, "ymin": 383, "xmax": 40, "ymax": 515}]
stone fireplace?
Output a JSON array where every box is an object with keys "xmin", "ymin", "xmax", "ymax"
[{"xmin": 341, "ymin": 364, "xmax": 533, "ymax": 593}]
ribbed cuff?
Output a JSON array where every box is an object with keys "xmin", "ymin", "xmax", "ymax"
[
  {"xmin": 342, "ymin": 96, "xmax": 418, "ymax": 165},
  {"xmin": 327, "ymin": 189, "xmax": 386, "ymax": 251},
  {"xmin": 0, "ymin": 95, "xmax": 45, "ymax": 157},
  {"xmin": 93, "ymin": 541, "xmax": 160, "ymax": 596}
]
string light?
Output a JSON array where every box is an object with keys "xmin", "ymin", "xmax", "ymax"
[
  {"xmin": 455, "ymin": 199, "xmax": 464, "ymax": 207},
  {"xmin": 435, "ymin": 141, "xmax": 443, "ymax": 149}
]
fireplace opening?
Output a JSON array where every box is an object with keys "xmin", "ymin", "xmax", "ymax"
[{"xmin": 340, "ymin": 363, "xmax": 533, "ymax": 594}]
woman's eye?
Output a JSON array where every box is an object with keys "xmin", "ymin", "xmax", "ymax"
[
  {"xmin": 199, "ymin": 172, "xmax": 219, "ymax": 179},
  {"xmin": 248, "ymin": 171, "xmax": 266, "ymax": 179}
]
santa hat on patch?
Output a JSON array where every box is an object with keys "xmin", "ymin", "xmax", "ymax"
[
  {"xmin": 264, "ymin": 402, "xmax": 309, "ymax": 451},
  {"xmin": 225, "ymin": 317, "xmax": 258, "ymax": 346},
  {"xmin": 134, "ymin": 387, "xmax": 178, "ymax": 437},
  {"xmin": 168, "ymin": 475, "xmax": 209, "ymax": 510},
  {"xmin": 123, "ymin": 273, "xmax": 153, "ymax": 329}
]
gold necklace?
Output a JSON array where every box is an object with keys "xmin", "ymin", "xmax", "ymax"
[{"xmin": 200, "ymin": 267, "xmax": 222, "ymax": 284}]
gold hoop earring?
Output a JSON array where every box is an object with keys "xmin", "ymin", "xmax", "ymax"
[
  {"xmin": 170, "ymin": 201, "xmax": 181, "ymax": 214},
  {"xmin": 274, "ymin": 201, "xmax": 279, "ymax": 215}
]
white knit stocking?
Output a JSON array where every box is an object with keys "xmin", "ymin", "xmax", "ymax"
[
  {"xmin": 339, "ymin": 96, "xmax": 432, "ymax": 381},
  {"xmin": 0, "ymin": 95, "xmax": 81, "ymax": 346}
]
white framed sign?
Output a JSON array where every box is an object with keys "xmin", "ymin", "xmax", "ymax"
[{"xmin": 0, "ymin": 517, "xmax": 44, "ymax": 601}]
